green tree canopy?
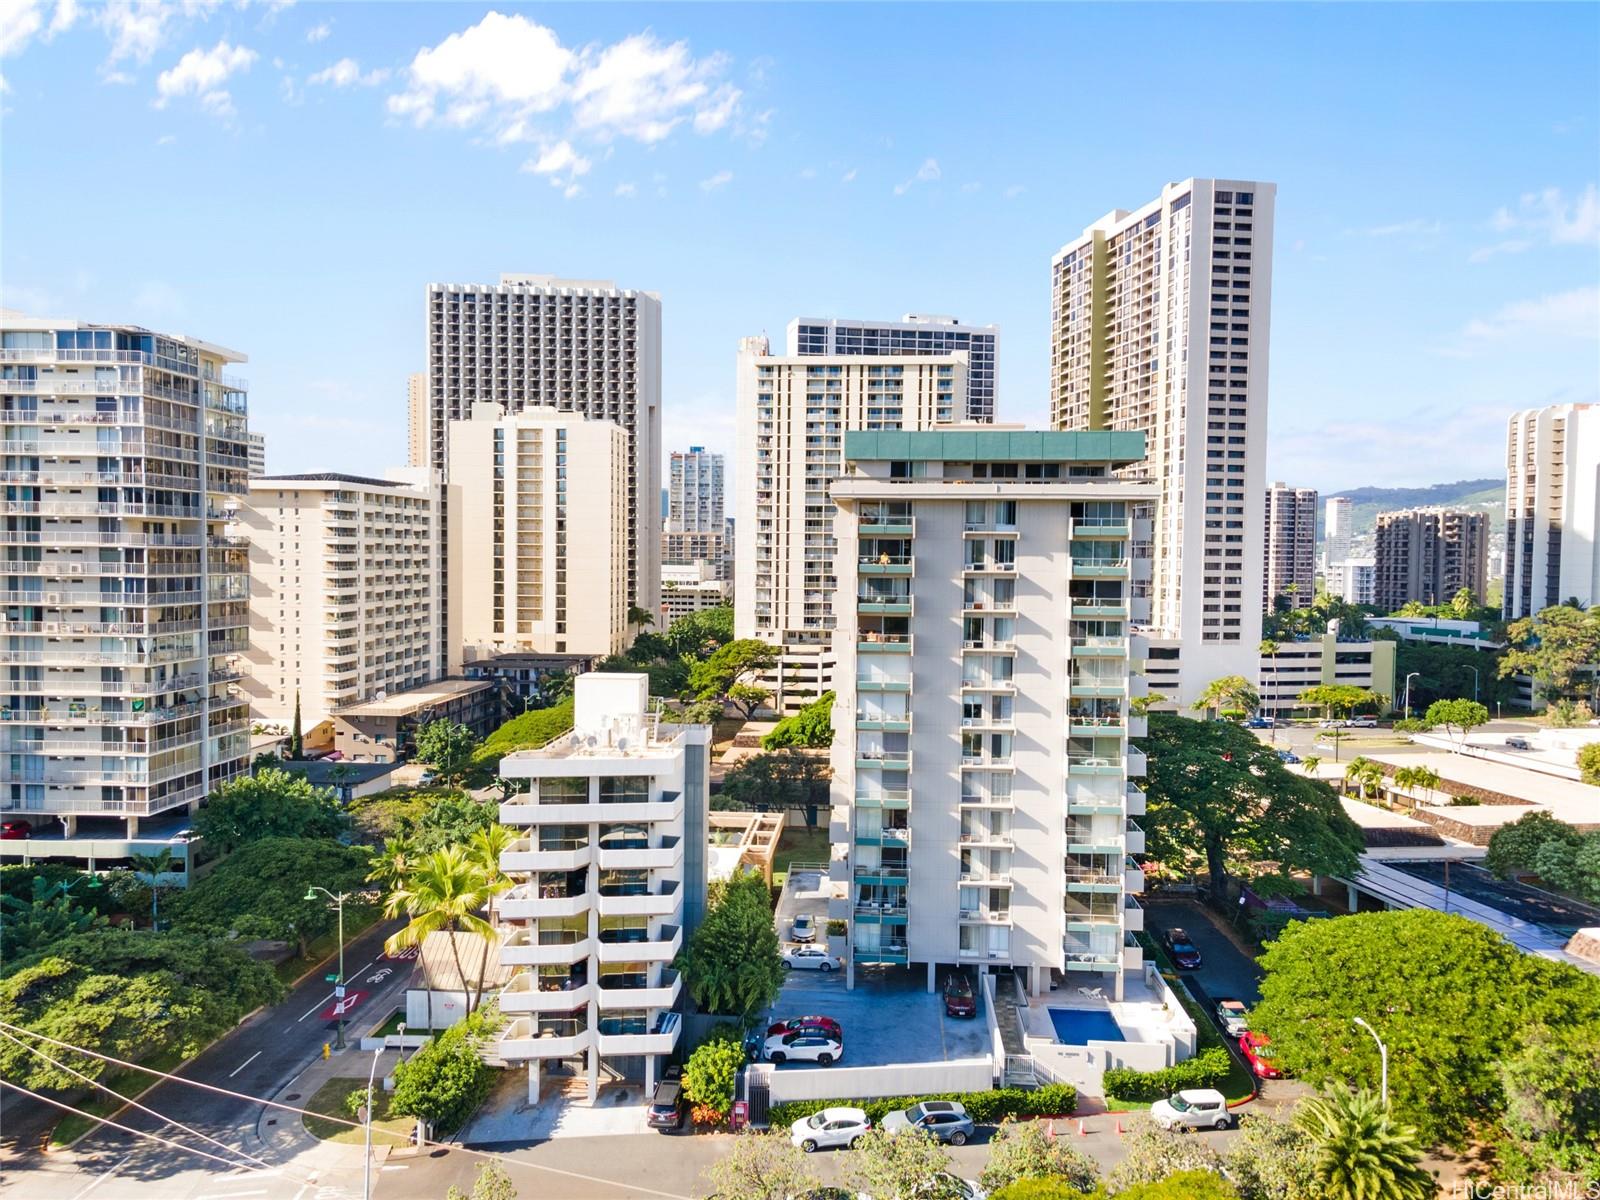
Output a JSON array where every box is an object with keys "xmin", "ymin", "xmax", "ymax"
[
  {"xmin": 389, "ymin": 1002, "xmax": 499, "ymax": 1134},
  {"xmin": 1393, "ymin": 640, "xmax": 1517, "ymax": 711},
  {"xmin": 703, "ymin": 1128, "xmax": 819, "ymax": 1200},
  {"xmin": 1252, "ymin": 909, "xmax": 1600, "ymax": 1146},
  {"xmin": 193, "ymin": 768, "xmax": 345, "ymax": 852},
  {"xmin": 1115, "ymin": 1173, "xmax": 1240, "ymax": 1200},
  {"xmin": 681, "ymin": 1026, "xmax": 746, "ymax": 1116},
  {"xmin": 1497, "ymin": 1024, "xmax": 1600, "ymax": 1178},
  {"xmin": 979, "ymin": 1116, "xmax": 1099, "ymax": 1194},
  {"xmin": 414, "ymin": 719, "xmax": 480, "ymax": 786},
  {"xmin": 1105, "ymin": 1123, "xmax": 1225, "ymax": 1191},
  {"xmin": 1485, "ymin": 810, "xmax": 1582, "ymax": 879},
  {"xmin": 0, "ymin": 886, "xmax": 106, "ymax": 960},
  {"xmin": 674, "ymin": 869, "xmax": 783, "ymax": 1022},
  {"xmin": 1221, "ymin": 1114, "xmax": 1319, "ymax": 1200},
  {"xmin": 1421, "ymin": 698, "xmax": 1490, "ymax": 748},
  {"xmin": 1141, "ymin": 713, "xmax": 1363, "ymax": 897},
  {"xmin": 663, "ymin": 604, "xmax": 734, "ymax": 658},
  {"xmin": 472, "ymin": 699, "xmax": 575, "ymax": 772},
  {"xmin": 716, "ymin": 749, "xmax": 833, "ymax": 826},
  {"xmin": 690, "ymin": 639, "xmax": 778, "ymax": 715},
  {"xmin": 1499, "ymin": 603, "xmax": 1600, "ymax": 705},
  {"xmin": 1192, "ymin": 675, "xmax": 1260, "ymax": 720},
  {"xmin": 1299, "ymin": 684, "xmax": 1381, "ymax": 719},
  {"xmin": 847, "ymin": 1129, "xmax": 965, "ymax": 1200},
  {"xmin": 170, "ymin": 837, "xmax": 375, "ymax": 956},
  {"xmin": 1581, "ymin": 742, "xmax": 1600, "ymax": 787}
]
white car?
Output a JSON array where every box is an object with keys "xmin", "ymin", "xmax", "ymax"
[
  {"xmin": 1214, "ymin": 998, "xmax": 1251, "ymax": 1038},
  {"xmin": 783, "ymin": 946, "xmax": 842, "ymax": 971},
  {"xmin": 1150, "ymin": 1088, "xmax": 1234, "ymax": 1131},
  {"xmin": 789, "ymin": 1106, "xmax": 870, "ymax": 1151},
  {"xmin": 1348, "ymin": 716, "xmax": 1378, "ymax": 728},
  {"xmin": 790, "ymin": 914, "xmax": 817, "ymax": 943},
  {"xmin": 764, "ymin": 1029, "xmax": 843, "ymax": 1065}
]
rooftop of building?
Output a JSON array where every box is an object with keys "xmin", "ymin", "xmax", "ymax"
[
  {"xmin": 844, "ymin": 427, "xmax": 1146, "ymax": 465},
  {"xmin": 284, "ymin": 759, "xmax": 400, "ymax": 787},
  {"xmin": 789, "ymin": 313, "xmax": 999, "ymax": 332},
  {"xmin": 0, "ymin": 311, "xmax": 246, "ymax": 362},
  {"xmin": 250, "ymin": 472, "xmax": 418, "ymax": 490},
  {"xmin": 335, "ymin": 677, "xmax": 494, "ymax": 718}
]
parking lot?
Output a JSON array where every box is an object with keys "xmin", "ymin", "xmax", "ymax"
[{"xmin": 764, "ymin": 963, "xmax": 991, "ymax": 1069}]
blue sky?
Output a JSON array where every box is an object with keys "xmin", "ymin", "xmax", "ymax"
[{"xmin": 3, "ymin": 1, "xmax": 1596, "ymax": 493}]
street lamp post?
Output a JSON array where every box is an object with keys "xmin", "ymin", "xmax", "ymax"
[
  {"xmin": 304, "ymin": 885, "xmax": 353, "ymax": 1049},
  {"xmin": 1352, "ymin": 1016, "xmax": 1388, "ymax": 1104},
  {"xmin": 362, "ymin": 1045, "xmax": 383, "ymax": 1200},
  {"xmin": 1469, "ymin": 665, "xmax": 1480, "ymax": 704},
  {"xmin": 1402, "ymin": 672, "xmax": 1421, "ymax": 721}
]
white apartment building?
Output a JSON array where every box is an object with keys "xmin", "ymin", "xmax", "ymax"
[
  {"xmin": 789, "ymin": 315, "xmax": 1000, "ymax": 423},
  {"xmin": 1373, "ymin": 508, "xmax": 1490, "ymax": 611},
  {"xmin": 1264, "ymin": 482, "xmax": 1317, "ymax": 611},
  {"xmin": 666, "ymin": 445, "xmax": 724, "ymax": 534},
  {"xmin": 427, "ymin": 276, "xmax": 662, "ymax": 618},
  {"xmin": 735, "ymin": 335, "xmax": 964, "ymax": 710},
  {"xmin": 1505, "ymin": 403, "xmax": 1600, "ymax": 619},
  {"xmin": 1258, "ymin": 632, "xmax": 1396, "ymax": 717},
  {"xmin": 660, "ymin": 561, "xmax": 730, "ymax": 625},
  {"xmin": 407, "ymin": 372, "xmax": 428, "ymax": 469},
  {"xmin": 1051, "ymin": 179, "xmax": 1275, "ymax": 708},
  {"xmin": 495, "ymin": 673, "xmax": 710, "ymax": 1101},
  {"xmin": 240, "ymin": 470, "xmax": 445, "ymax": 738},
  {"xmin": 661, "ymin": 529, "xmax": 730, "ymax": 584},
  {"xmin": 1323, "ymin": 495, "xmax": 1354, "ymax": 571},
  {"xmin": 450, "ymin": 404, "xmax": 631, "ymax": 661},
  {"xmin": 245, "ymin": 431, "xmax": 265, "ymax": 478},
  {"xmin": 828, "ymin": 429, "xmax": 1154, "ymax": 1000},
  {"xmin": 1328, "ymin": 558, "xmax": 1376, "ymax": 606},
  {"xmin": 1, "ymin": 316, "xmax": 251, "ymax": 835}
]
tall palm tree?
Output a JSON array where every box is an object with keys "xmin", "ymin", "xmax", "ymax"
[
  {"xmin": 366, "ymin": 833, "xmax": 418, "ymax": 893},
  {"xmin": 1191, "ymin": 674, "xmax": 1260, "ymax": 722},
  {"xmin": 1259, "ymin": 638, "xmax": 1280, "ymax": 736},
  {"xmin": 129, "ymin": 849, "xmax": 176, "ymax": 930},
  {"xmin": 1294, "ymin": 1088, "xmax": 1435, "ymax": 1200},
  {"xmin": 465, "ymin": 825, "xmax": 515, "ymax": 1010},
  {"xmin": 627, "ymin": 605, "xmax": 655, "ymax": 638},
  {"xmin": 1301, "ymin": 755, "xmax": 1322, "ymax": 778},
  {"xmin": 383, "ymin": 846, "xmax": 500, "ymax": 1019}
]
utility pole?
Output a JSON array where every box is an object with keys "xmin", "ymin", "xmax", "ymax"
[{"xmin": 305, "ymin": 886, "xmax": 353, "ymax": 1049}]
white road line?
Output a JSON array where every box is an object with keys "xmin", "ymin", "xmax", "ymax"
[
  {"xmin": 297, "ymin": 993, "xmax": 334, "ymax": 1021},
  {"xmin": 69, "ymin": 1153, "xmax": 130, "ymax": 1200},
  {"xmin": 379, "ymin": 1164, "xmax": 409, "ymax": 1171},
  {"xmin": 227, "ymin": 1050, "xmax": 263, "ymax": 1078},
  {"xmin": 194, "ymin": 1190, "xmax": 267, "ymax": 1200}
]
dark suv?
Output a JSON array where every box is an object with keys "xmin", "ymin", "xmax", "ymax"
[
  {"xmin": 1162, "ymin": 927, "xmax": 1203, "ymax": 970},
  {"xmin": 647, "ymin": 1080, "xmax": 686, "ymax": 1132},
  {"xmin": 942, "ymin": 972, "xmax": 977, "ymax": 1018}
]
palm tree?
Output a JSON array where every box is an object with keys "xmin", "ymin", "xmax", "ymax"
[
  {"xmin": 1259, "ymin": 638, "xmax": 1280, "ymax": 737},
  {"xmin": 1294, "ymin": 1088, "xmax": 1435, "ymax": 1200},
  {"xmin": 129, "ymin": 849, "xmax": 177, "ymax": 930},
  {"xmin": 465, "ymin": 825, "xmax": 515, "ymax": 1010},
  {"xmin": 366, "ymin": 833, "xmax": 418, "ymax": 893},
  {"xmin": 627, "ymin": 605, "xmax": 655, "ymax": 638},
  {"xmin": 383, "ymin": 846, "xmax": 501, "ymax": 1020},
  {"xmin": 1191, "ymin": 674, "xmax": 1260, "ymax": 722},
  {"xmin": 1301, "ymin": 755, "xmax": 1322, "ymax": 778}
]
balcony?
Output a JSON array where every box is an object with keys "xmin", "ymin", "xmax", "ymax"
[
  {"xmin": 854, "ymin": 790, "xmax": 910, "ymax": 810},
  {"xmin": 1063, "ymin": 941, "xmax": 1122, "ymax": 970},
  {"xmin": 1068, "ymin": 715, "xmax": 1126, "ymax": 737},
  {"xmin": 1126, "ymin": 748, "xmax": 1148, "ymax": 777},
  {"xmin": 499, "ymin": 884, "xmax": 592, "ymax": 920},
  {"xmin": 502, "ymin": 839, "xmax": 590, "ymax": 872},
  {"xmin": 857, "ymin": 635, "xmax": 911, "ymax": 654},
  {"xmin": 858, "ymin": 555, "xmax": 912, "ymax": 576},
  {"xmin": 596, "ymin": 881, "xmax": 681, "ymax": 918},
  {"xmin": 1072, "ymin": 520, "xmax": 1131, "ymax": 539},
  {"xmin": 1124, "ymin": 820, "xmax": 1145, "ymax": 855},
  {"xmin": 855, "ymin": 824, "xmax": 910, "ymax": 848},
  {"xmin": 856, "ymin": 677, "xmax": 911, "ymax": 693},
  {"xmin": 1124, "ymin": 784, "xmax": 1146, "ymax": 816},
  {"xmin": 1123, "ymin": 896, "xmax": 1144, "ymax": 933},
  {"xmin": 595, "ymin": 924, "xmax": 681, "ymax": 963},
  {"xmin": 495, "ymin": 1018, "xmax": 591, "ymax": 1061},
  {"xmin": 855, "ymin": 714, "xmax": 911, "ymax": 733},
  {"xmin": 1070, "ymin": 602, "xmax": 1128, "ymax": 619},
  {"xmin": 854, "ymin": 940, "xmax": 909, "ymax": 965},
  {"xmin": 1070, "ymin": 678, "xmax": 1127, "ymax": 699},
  {"xmin": 1071, "ymin": 559, "xmax": 1129, "ymax": 578},
  {"xmin": 1124, "ymin": 858, "xmax": 1145, "ymax": 893},
  {"xmin": 1070, "ymin": 637, "xmax": 1127, "ymax": 659},
  {"xmin": 500, "ymin": 929, "xmax": 592, "ymax": 966},
  {"xmin": 957, "ymin": 906, "xmax": 1012, "ymax": 924},
  {"xmin": 853, "ymin": 864, "xmax": 909, "ymax": 886},
  {"xmin": 500, "ymin": 788, "xmax": 684, "ymax": 826},
  {"xmin": 597, "ymin": 838, "xmax": 683, "ymax": 871},
  {"xmin": 858, "ymin": 599, "xmax": 913, "ymax": 616},
  {"xmin": 596, "ymin": 969, "xmax": 680, "ymax": 1012},
  {"xmin": 1066, "ymin": 826, "xmax": 1125, "ymax": 855},
  {"xmin": 1122, "ymin": 933, "xmax": 1144, "ymax": 971},
  {"xmin": 596, "ymin": 1011, "xmax": 682, "ymax": 1057},
  {"xmin": 958, "ymin": 867, "xmax": 1012, "ymax": 887},
  {"xmin": 1065, "ymin": 867, "xmax": 1123, "ymax": 892},
  {"xmin": 855, "ymin": 751, "xmax": 912, "ymax": 770},
  {"xmin": 499, "ymin": 973, "xmax": 595, "ymax": 1013},
  {"xmin": 1067, "ymin": 756, "xmax": 1124, "ymax": 777}
]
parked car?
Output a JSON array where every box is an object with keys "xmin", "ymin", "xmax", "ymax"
[
  {"xmin": 1348, "ymin": 715, "xmax": 1378, "ymax": 728},
  {"xmin": 417, "ymin": 769, "xmax": 437, "ymax": 785},
  {"xmin": 1245, "ymin": 716, "xmax": 1275, "ymax": 729},
  {"xmin": 790, "ymin": 914, "xmax": 817, "ymax": 943},
  {"xmin": 646, "ymin": 1080, "xmax": 686, "ymax": 1132},
  {"xmin": 1161, "ymin": 927, "xmax": 1203, "ymax": 970},
  {"xmin": 1214, "ymin": 998, "xmax": 1251, "ymax": 1038},
  {"xmin": 767, "ymin": 1015, "xmax": 842, "ymax": 1039},
  {"xmin": 942, "ymin": 972, "xmax": 977, "ymax": 1018},
  {"xmin": 1276, "ymin": 750, "xmax": 1301, "ymax": 764},
  {"xmin": 882, "ymin": 1100, "xmax": 975, "ymax": 1145},
  {"xmin": 782, "ymin": 946, "xmax": 843, "ymax": 972},
  {"xmin": 788, "ymin": 1106, "xmax": 870, "ymax": 1152},
  {"xmin": 765, "ymin": 1029, "xmax": 843, "ymax": 1065},
  {"xmin": 1505, "ymin": 736, "xmax": 1532, "ymax": 750},
  {"xmin": 0, "ymin": 820, "xmax": 30, "ymax": 841},
  {"xmin": 1318, "ymin": 718, "xmax": 1347, "ymax": 729},
  {"xmin": 1150, "ymin": 1088, "xmax": 1234, "ymax": 1131},
  {"xmin": 1240, "ymin": 1031, "xmax": 1284, "ymax": 1078}
]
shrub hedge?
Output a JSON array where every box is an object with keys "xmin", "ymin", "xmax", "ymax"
[
  {"xmin": 1102, "ymin": 1046, "xmax": 1233, "ymax": 1103},
  {"xmin": 766, "ymin": 1083, "xmax": 1076, "ymax": 1129}
]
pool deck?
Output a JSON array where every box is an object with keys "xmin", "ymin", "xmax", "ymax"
[{"xmin": 1021, "ymin": 971, "xmax": 1170, "ymax": 1044}]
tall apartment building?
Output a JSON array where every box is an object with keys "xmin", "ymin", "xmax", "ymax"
[
  {"xmin": 1264, "ymin": 482, "xmax": 1317, "ymax": 611},
  {"xmin": 734, "ymin": 335, "xmax": 964, "ymax": 710},
  {"xmin": 406, "ymin": 372, "xmax": 428, "ymax": 468},
  {"xmin": 789, "ymin": 315, "xmax": 1000, "ymax": 423},
  {"xmin": 240, "ymin": 470, "xmax": 445, "ymax": 739},
  {"xmin": 1050, "ymin": 179, "xmax": 1274, "ymax": 707},
  {"xmin": 495, "ymin": 673, "xmax": 710, "ymax": 1101},
  {"xmin": 666, "ymin": 446, "xmax": 724, "ymax": 534},
  {"xmin": 828, "ymin": 429, "xmax": 1155, "ymax": 999},
  {"xmin": 1505, "ymin": 403, "xmax": 1600, "ymax": 619},
  {"xmin": 1, "ymin": 316, "xmax": 251, "ymax": 834},
  {"xmin": 1323, "ymin": 495, "xmax": 1354, "ymax": 570},
  {"xmin": 1373, "ymin": 508, "xmax": 1490, "ymax": 611},
  {"xmin": 661, "ymin": 530, "xmax": 730, "ymax": 583},
  {"xmin": 427, "ymin": 276, "xmax": 661, "ymax": 617},
  {"xmin": 1329, "ymin": 558, "xmax": 1376, "ymax": 606},
  {"xmin": 245, "ymin": 431, "xmax": 266, "ymax": 477},
  {"xmin": 451, "ymin": 404, "xmax": 631, "ymax": 660}
]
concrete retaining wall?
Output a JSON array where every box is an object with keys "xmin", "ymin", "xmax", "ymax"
[{"xmin": 765, "ymin": 1057, "xmax": 994, "ymax": 1104}]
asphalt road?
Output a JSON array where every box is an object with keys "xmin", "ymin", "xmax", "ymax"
[
  {"xmin": 0, "ymin": 917, "xmax": 413, "ymax": 1200},
  {"xmin": 1143, "ymin": 898, "xmax": 1263, "ymax": 1006}
]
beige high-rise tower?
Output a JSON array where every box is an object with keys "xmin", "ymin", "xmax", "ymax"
[
  {"xmin": 407, "ymin": 372, "xmax": 428, "ymax": 468},
  {"xmin": 1264, "ymin": 482, "xmax": 1318, "ymax": 611}
]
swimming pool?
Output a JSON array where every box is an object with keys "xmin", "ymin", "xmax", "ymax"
[{"xmin": 1048, "ymin": 1008, "xmax": 1124, "ymax": 1045}]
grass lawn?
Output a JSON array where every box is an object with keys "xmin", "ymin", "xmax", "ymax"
[
  {"xmin": 368, "ymin": 1009, "xmax": 407, "ymax": 1038},
  {"xmin": 772, "ymin": 825, "xmax": 830, "ymax": 890},
  {"xmin": 301, "ymin": 1076, "xmax": 413, "ymax": 1147},
  {"xmin": 274, "ymin": 908, "xmax": 384, "ymax": 985},
  {"xmin": 50, "ymin": 1047, "xmax": 187, "ymax": 1147}
]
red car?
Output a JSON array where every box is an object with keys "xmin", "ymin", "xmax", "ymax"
[
  {"xmin": 1239, "ymin": 1031, "xmax": 1284, "ymax": 1079},
  {"xmin": 0, "ymin": 820, "xmax": 31, "ymax": 841},
  {"xmin": 767, "ymin": 1015, "xmax": 842, "ymax": 1039}
]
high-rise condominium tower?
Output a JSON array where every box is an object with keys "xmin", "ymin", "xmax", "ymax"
[
  {"xmin": 1, "ymin": 316, "xmax": 251, "ymax": 835},
  {"xmin": 788, "ymin": 315, "xmax": 1000, "ymax": 423},
  {"xmin": 245, "ymin": 431, "xmax": 266, "ymax": 477},
  {"xmin": 1373, "ymin": 508, "xmax": 1490, "ymax": 611},
  {"xmin": 1264, "ymin": 483, "xmax": 1318, "ymax": 611},
  {"xmin": 427, "ymin": 276, "xmax": 662, "ymax": 616},
  {"xmin": 1050, "ymin": 179, "xmax": 1275, "ymax": 707},
  {"xmin": 406, "ymin": 372, "xmax": 428, "ymax": 468},
  {"xmin": 1323, "ymin": 496, "xmax": 1354, "ymax": 570},
  {"xmin": 829, "ymin": 429, "xmax": 1155, "ymax": 999},
  {"xmin": 734, "ymin": 335, "xmax": 963, "ymax": 710},
  {"xmin": 1505, "ymin": 403, "xmax": 1600, "ymax": 619},
  {"xmin": 241, "ymin": 470, "xmax": 445, "ymax": 734},
  {"xmin": 666, "ymin": 446, "xmax": 724, "ymax": 534}
]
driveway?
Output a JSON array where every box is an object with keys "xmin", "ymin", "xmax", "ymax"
[
  {"xmin": 1143, "ymin": 898, "xmax": 1263, "ymax": 1004},
  {"xmin": 774, "ymin": 865, "xmax": 832, "ymax": 946}
]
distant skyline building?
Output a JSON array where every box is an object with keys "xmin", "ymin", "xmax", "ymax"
[
  {"xmin": 734, "ymin": 334, "xmax": 964, "ymax": 710},
  {"xmin": 788, "ymin": 314, "xmax": 1000, "ymax": 423},
  {"xmin": 246, "ymin": 430, "xmax": 266, "ymax": 477},
  {"xmin": 0, "ymin": 315, "xmax": 251, "ymax": 836},
  {"xmin": 1373, "ymin": 508, "xmax": 1490, "ymax": 611},
  {"xmin": 407, "ymin": 371, "xmax": 428, "ymax": 468},
  {"xmin": 1329, "ymin": 557, "xmax": 1377, "ymax": 606},
  {"xmin": 666, "ymin": 445, "xmax": 724, "ymax": 534},
  {"xmin": 1505, "ymin": 403, "xmax": 1600, "ymax": 619},
  {"xmin": 1264, "ymin": 483, "xmax": 1318, "ymax": 611},
  {"xmin": 1323, "ymin": 495, "xmax": 1354, "ymax": 570},
  {"xmin": 1050, "ymin": 178, "xmax": 1275, "ymax": 708}
]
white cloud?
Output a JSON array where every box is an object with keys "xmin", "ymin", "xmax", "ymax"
[
  {"xmin": 699, "ymin": 169, "xmax": 732, "ymax": 192},
  {"xmin": 571, "ymin": 34, "xmax": 736, "ymax": 143},
  {"xmin": 691, "ymin": 81, "xmax": 739, "ymax": 134},
  {"xmin": 1474, "ymin": 184, "xmax": 1600, "ymax": 261},
  {"xmin": 1, "ymin": 0, "xmax": 76, "ymax": 58},
  {"xmin": 840, "ymin": 168, "xmax": 857, "ymax": 184},
  {"xmin": 156, "ymin": 132, "xmax": 175, "ymax": 144},
  {"xmin": 304, "ymin": 19, "xmax": 329, "ymax": 43},
  {"xmin": 613, "ymin": 181, "xmax": 636, "ymax": 198},
  {"xmin": 391, "ymin": 10, "xmax": 570, "ymax": 127},
  {"xmin": 1003, "ymin": 184, "xmax": 1025, "ymax": 200},
  {"xmin": 308, "ymin": 57, "xmax": 388, "ymax": 87},
  {"xmin": 99, "ymin": 0, "xmax": 177, "ymax": 64},
  {"xmin": 893, "ymin": 157, "xmax": 940, "ymax": 196},
  {"xmin": 1457, "ymin": 286, "xmax": 1599, "ymax": 345},
  {"xmin": 521, "ymin": 138, "xmax": 591, "ymax": 180},
  {"xmin": 797, "ymin": 166, "xmax": 816, "ymax": 181},
  {"xmin": 154, "ymin": 39, "xmax": 256, "ymax": 117},
  {"xmin": 562, "ymin": 182, "xmax": 582, "ymax": 200}
]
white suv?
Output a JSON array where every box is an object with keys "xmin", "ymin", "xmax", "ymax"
[
  {"xmin": 764, "ymin": 1029, "xmax": 843, "ymax": 1065},
  {"xmin": 1150, "ymin": 1088, "xmax": 1234, "ymax": 1131},
  {"xmin": 789, "ymin": 1107, "xmax": 870, "ymax": 1151}
]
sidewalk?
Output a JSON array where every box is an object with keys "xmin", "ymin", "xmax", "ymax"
[{"xmin": 250, "ymin": 1042, "xmax": 410, "ymax": 1168}]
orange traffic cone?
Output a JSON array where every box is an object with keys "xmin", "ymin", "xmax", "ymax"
[
  {"xmin": 1078, "ymin": 1119, "xmax": 1087, "ymax": 1136},
  {"xmin": 1046, "ymin": 1119, "xmax": 1056, "ymax": 1141}
]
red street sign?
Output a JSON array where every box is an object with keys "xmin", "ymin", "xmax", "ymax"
[{"xmin": 320, "ymin": 990, "xmax": 368, "ymax": 1021}]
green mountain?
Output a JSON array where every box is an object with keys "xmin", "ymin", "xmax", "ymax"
[{"xmin": 1326, "ymin": 479, "xmax": 1505, "ymax": 536}]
